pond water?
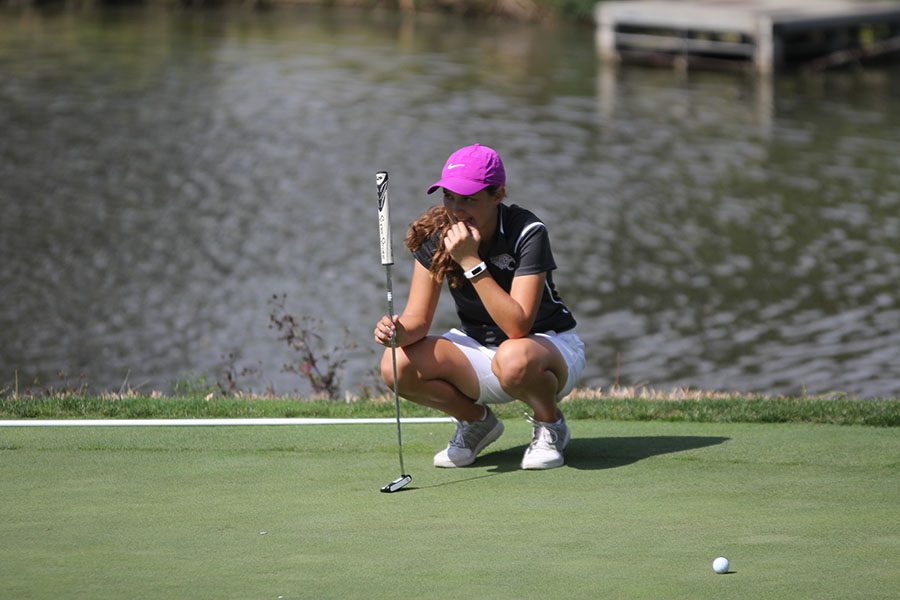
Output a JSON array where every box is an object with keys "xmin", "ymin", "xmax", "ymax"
[{"xmin": 2, "ymin": 5, "xmax": 898, "ymax": 398}]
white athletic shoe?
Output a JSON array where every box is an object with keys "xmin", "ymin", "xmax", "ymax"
[
  {"xmin": 521, "ymin": 413, "xmax": 570, "ymax": 470},
  {"xmin": 434, "ymin": 406, "xmax": 504, "ymax": 468}
]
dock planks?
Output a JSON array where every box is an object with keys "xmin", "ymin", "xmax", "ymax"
[{"xmin": 595, "ymin": 0, "xmax": 900, "ymax": 72}]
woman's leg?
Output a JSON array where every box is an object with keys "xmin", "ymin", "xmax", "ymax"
[
  {"xmin": 490, "ymin": 336, "xmax": 568, "ymax": 422},
  {"xmin": 492, "ymin": 336, "xmax": 571, "ymax": 469},
  {"xmin": 382, "ymin": 335, "xmax": 505, "ymax": 468},
  {"xmin": 380, "ymin": 336, "xmax": 484, "ymax": 422}
]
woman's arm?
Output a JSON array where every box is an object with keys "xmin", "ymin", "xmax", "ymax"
[
  {"xmin": 443, "ymin": 219, "xmax": 546, "ymax": 339},
  {"xmin": 374, "ymin": 261, "xmax": 441, "ymax": 348},
  {"xmin": 470, "ymin": 271, "xmax": 545, "ymax": 339}
]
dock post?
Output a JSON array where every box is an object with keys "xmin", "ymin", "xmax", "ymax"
[
  {"xmin": 595, "ymin": 3, "xmax": 618, "ymax": 64},
  {"xmin": 753, "ymin": 15, "xmax": 783, "ymax": 74}
]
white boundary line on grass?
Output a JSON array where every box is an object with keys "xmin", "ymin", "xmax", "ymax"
[{"xmin": 0, "ymin": 417, "xmax": 455, "ymax": 428}]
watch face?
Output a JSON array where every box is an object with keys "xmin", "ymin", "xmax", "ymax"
[{"xmin": 466, "ymin": 263, "xmax": 486, "ymax": 279}]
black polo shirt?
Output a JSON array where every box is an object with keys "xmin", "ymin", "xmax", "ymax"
[{"xmin": 413, "ymin": 203, "xmax": 577, "ymax": 346}]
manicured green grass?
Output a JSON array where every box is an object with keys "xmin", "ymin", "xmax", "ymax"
[{"xmin": 1, "ymin": 420, "xmax": 897, "ymax": 599}]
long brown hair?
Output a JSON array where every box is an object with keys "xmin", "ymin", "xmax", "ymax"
[{"xmin": 405, "ymin": 205, "xmax": 464, "ymax": 288}]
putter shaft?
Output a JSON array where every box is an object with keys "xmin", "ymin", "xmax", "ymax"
[{"xmin": 386, "ymin": 264, "xmax": 406, "ymax": 476}]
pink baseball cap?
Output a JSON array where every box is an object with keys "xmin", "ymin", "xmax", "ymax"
[{"xmin": 426, "ymin": 144, "xmax": 506, "ymax": 196}]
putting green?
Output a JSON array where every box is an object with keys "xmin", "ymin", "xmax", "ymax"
[{"xmin": 1, "ymin": 420, "xmax": 897, "ymax": 599}]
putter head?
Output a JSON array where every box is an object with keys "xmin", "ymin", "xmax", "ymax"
[{"xmin": 380, "ymin": 474, "xmax": 412, "ymax": 493}]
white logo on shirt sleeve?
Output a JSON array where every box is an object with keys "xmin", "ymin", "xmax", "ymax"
[{"xmin": 490, "ymin": 254, "xmax": 516, "ymax": 271}]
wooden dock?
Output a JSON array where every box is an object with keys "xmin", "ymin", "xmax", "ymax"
[{"xmin": 595, "ymin": 0, "xmax": 900, "ymax": 72}]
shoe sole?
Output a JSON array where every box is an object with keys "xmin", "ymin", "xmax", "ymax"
[
  {"xmin": 521, "ymin": 456, "xmax": 565, "ymax": 470},
  {"xmin": 434, "ymin": 420, "xmax": 505, "ymax": 468}
]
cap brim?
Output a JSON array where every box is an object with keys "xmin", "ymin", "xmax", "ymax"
[{"xmin": 426, "ymin": 178, "xmax": 489, "ymax": 196}]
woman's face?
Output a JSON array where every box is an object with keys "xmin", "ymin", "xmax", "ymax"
[{"xmin": 442, "ymin": 187, "xmax": 504, "ymax": 236}]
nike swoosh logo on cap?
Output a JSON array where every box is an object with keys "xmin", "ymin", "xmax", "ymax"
[{"xmin": 446, "ymin": 163, "xmax": 466, "ymax": 170}]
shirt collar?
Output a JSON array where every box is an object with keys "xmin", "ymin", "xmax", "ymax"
[{"xmin": 486, "ymin": 204, "xmax": 510, "ymax": 257}]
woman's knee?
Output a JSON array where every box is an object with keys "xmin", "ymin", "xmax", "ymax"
[
  {"xmin": 380, "ymin": 347, "xmax": 414, "ymax": 391},
  {"xmin": 491, "ymin": 341, "xmax": 532, "ymax": 389},
  {"xmin": 380, "ymin": 348, "xmax": 398, "ymax": 389}
]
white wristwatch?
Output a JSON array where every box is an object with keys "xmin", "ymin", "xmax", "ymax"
[{"xmin": 463, "ymin": 261, "xmax": 488, "ymax": 280}]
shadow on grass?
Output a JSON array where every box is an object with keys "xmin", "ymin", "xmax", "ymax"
[
  {"xmin": 481, "ymin": 435, "xmax": 731, "ymax": 472},
  {"xmin": 401, "ymin": 472, "xmax": 500, "ymax": 491},
  {"xmin": 407, "ymin": 436, "xmax": 730, "ymax": 490}
]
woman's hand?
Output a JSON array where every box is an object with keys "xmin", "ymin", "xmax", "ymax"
[
  {"xmin": 443, "ymin": 221, "xmax": 482, "ymax": 269},
  {"xmin": 373, "ymin": 314, "xmax": 405, "ymax": 347}
]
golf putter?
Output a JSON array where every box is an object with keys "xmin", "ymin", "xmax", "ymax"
[{"xmin": 376, "ymin": 171, "xmax": 412, "ymax": 493}]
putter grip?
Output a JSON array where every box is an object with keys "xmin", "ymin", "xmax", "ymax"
[{"xmin": 376, "ymin": 171, "xmax": 393, "ymax": 266}]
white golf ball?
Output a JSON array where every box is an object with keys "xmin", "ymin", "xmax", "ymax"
[{"xmin": 712, "ymin": 556, "xmax": 730, "ymax": 574}]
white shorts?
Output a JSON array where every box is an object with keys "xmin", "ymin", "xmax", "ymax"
[{"xmin": 441, "ymin": 328, "xmax": 586, "ymax": 405}]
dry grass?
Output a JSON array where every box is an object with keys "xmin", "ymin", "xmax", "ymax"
[{"xmin": 562, "ymin": 386, "xmax": 756, "ymax": 402}]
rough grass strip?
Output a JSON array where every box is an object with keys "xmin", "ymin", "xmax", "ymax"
[{"xmin": 1, "ymin": 387, "xmax": 897, "ymax": 426}]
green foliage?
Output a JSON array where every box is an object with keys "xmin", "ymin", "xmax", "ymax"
[
  {"xmin": 538, "ymin": 0, "xmax": 596, "ymax": 21},
  {"xmin": 557, "ymin": 396, "xmax": 900, "ymax": 427},
  {"xmin": 1, "ymin": 392, "xmax": 897, "ymax": 426},
  {"xmin": 170, "ymin": 373, "xmax": 217, "ymax": 397}
]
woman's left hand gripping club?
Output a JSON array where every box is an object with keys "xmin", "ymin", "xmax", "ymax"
[{"xmin": 374, "ymin": 314, "xmax": 406, "ymax": 347}]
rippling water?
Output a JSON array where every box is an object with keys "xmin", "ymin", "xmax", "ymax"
[{"xmin": 1, "ymin": 5, "xmax": 898, "ymax": 397}]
